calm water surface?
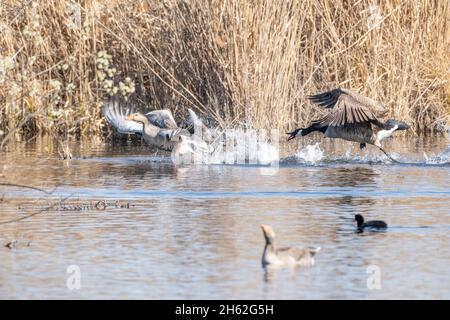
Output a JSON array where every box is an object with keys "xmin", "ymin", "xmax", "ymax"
[{"xmin": 0, "ymin": 135, "xmax": 449, "ymax": 299}]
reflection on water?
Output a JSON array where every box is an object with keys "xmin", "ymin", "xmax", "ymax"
[
  {"xmin": 317, "ymin": 167, "xmax": 380, "ymax": 188},
  {"xmin": 0, "ymin": 135, "xmax": 449, "ymax": 299}
]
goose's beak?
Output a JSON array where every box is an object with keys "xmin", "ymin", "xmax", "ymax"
[
  {"xmin": 398, "ymin": 122, "xmax": 410, "ymax": 130},
  {"xmin": 126, "ymin": 115, "xmax": 134, "ymax": 121},
  {"xmin": 286, "ymin": 129, "xmax": 301, "ymax": 141}
]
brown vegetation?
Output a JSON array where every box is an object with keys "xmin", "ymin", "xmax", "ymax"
[{"xmin": 0, "ymin": 0, "xmax": 449, "ymax": 147}]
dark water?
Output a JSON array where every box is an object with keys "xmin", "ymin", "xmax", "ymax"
[{"xmin": 0, "ymin": 135, "xmax": 449, "ymax": 299}]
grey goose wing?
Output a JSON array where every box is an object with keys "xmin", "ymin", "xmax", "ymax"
[
  {"xmin": 145, "ymin": 109, "xmax": 179, "ymax": 130},
  {"xmin": 102, "ymin": 100, "xmax": 143, "ymax": 134},
  {"xmin": 309, "ymin": 88, "xmax": 387, "ymax": 127}
]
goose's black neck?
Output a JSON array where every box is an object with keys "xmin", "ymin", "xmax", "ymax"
[{"xmin": 301, "ymin": 124, "xmax": 328, "ymax": 136}]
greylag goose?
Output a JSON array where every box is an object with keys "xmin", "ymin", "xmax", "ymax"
[
  {"xmin": 261, "ymin": 224, "xmax": 320, "ymax": 267},
  {"xmin": 179, "ymin": 108, "xmax": 214, "ymax": 142},
  {"xmin": 287, "ymin": 88, "xmax": 410, "ymax": 159},
  {"xmin": 355, "ymin": 214, "xmax": 387, "ymax": 232},
  {"xmin": 145, "ymin": 109, "xmax": 179, "ymax": 130},
  {"xmin": 102, "ymin": 100, "xmax": 208, "ymax": 155}
]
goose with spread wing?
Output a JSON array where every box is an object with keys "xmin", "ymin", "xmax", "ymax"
[
  {"xmin": 102, "ymin": 100, "xmax": 209, "ymax": 155},
  {"xmin": 287, "ymin": 88, "xmax": 410, "ymax": 157}
]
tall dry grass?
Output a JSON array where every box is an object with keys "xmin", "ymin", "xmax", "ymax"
[{"xmin": 0, "ymin": 0, "xmax": 449, "ymax": 147}]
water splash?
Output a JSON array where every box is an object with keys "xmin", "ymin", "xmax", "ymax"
[
  {"xmin": 257, "ymin": 142, "xmax": 279, "ymax": 165},
  {"xmin": 280, "ymin": 143, "xmax": 399, "ymax": 165},
  {"xmin": 295, "ymin": 143, "xmax": 324, "ymax": 164},
  {"xmin": 204, "ymin": 141, "xmax": 279, "ymax": 165},
  {"xmin": 424, "ymin": 145, "xmax": 450, "ymax": 165},
  {"xmin": 332, "ymin": 151, "xmax": 396, "ymax": 164}
]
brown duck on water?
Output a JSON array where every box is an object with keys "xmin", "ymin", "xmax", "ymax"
[{"xmin": 287, "ymin": 88, "xmax": 410, "ymax": 160}]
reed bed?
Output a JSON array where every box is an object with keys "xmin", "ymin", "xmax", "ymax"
[{"xmin": 0, "ymin": 0, "xmax": 449, "ymax": 147}]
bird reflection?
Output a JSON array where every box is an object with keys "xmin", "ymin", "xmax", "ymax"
[
  {"xmin": 85, "ymin": 159, "xmax": 180, "ymax": 182},
  {"xmin": 263, "ymin": 266, "xmax": 276, "ymax": 283},
  {"xmin": 332, "ymin": 195, "xmax": 376, "ymax": 209},
  {"xmin": 317, "ymin": 166, "xmax": 379, "ymax": 188},
  {"xmin": 263, "ymin": 265, "xmax": 301, "ymax": 283}
]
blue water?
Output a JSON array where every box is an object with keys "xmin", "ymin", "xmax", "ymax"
[{"xmin": 0, "ymin": 137, "xmax": 449, "ymax": 299}]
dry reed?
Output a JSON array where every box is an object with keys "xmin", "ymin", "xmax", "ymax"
[{"xmin": 0, "ymin": 0, "xmax": 449, "ymax": 148}]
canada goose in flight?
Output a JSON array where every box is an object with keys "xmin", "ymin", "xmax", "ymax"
[
  {"xmin": 355, "ymin": 214, "xmax": 388, "ymax": 232},
  {"xmin": 261, "ymin": 224, "xmax": 320, "ymax": 267},
  {"xmin": 102, "ymin": 100, "xmax": 208, "ymax": 155},
  {"xmin": 287, "ymin": 88, "xmax": 410, "ymax": 159}
]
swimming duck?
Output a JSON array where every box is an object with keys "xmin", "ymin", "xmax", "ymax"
[
  {"xmin": 261, "ymin": 224, "xmax": 320, "ymax": 267},
  {"xmin": 287, "ymin": 88, "xmax": 410, "ymax": 158},
  {"xmin": 355, "ymin": 214, "xmax": 388, "ymax": 232}
]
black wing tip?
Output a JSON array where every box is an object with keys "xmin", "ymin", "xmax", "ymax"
[
  {"xmin": 307, "ymin": 92, "xmax": 326, "ymax": 98},
  {"xmin": 308, "ymin": 88, "xmax": 340, "ymax": 100}
]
